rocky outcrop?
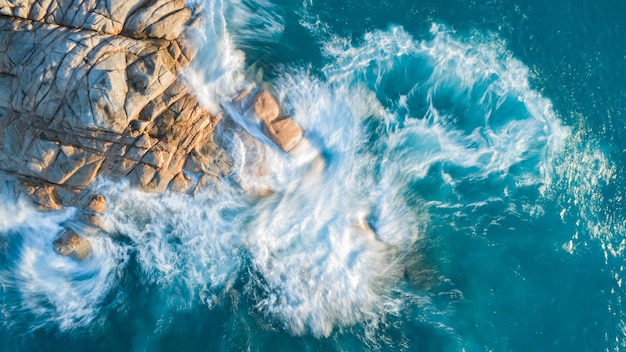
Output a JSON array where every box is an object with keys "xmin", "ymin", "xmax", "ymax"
[
  {"xmin": 53, "ymin": 229, "xmax": 92, "ymax": 261},
  {"xmin": 0, "ymin": 0, "xmax": 194, "ymax": 40},
  {"xmin": 0, "ymin": 0, "xmax": 229, "ymax": 208}
]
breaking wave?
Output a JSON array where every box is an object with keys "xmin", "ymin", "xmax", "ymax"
[{"xmin": 0, "ymin": 194, "xmax": 129, "ymax": 333}]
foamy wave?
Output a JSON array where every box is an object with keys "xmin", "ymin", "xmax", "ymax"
[
  {"xmin": 186, "ymin": 0, "xmax": 286, "ymax": 114},
  {"xmin": 0, "ymin": 196, "xmax": 33, "ymax": 232},
  {"xmin": 16, "ymin": 231, "xmax": 128, "ymax": 331},
  {"xmin": 1, "ymin": 20, "xmax": 574, "ymax": 340},
  {"xmin": 196, "ymin": 66, "xmax": 405, "ymax": 336},
  {"xmin": 245, "ymin": 166, "xmax": 404, "ymax": 337},
  {"xmin": 185, "ymin": 0, "xmax": 247, "ymax": 114},
  {"xmin": 0, "ymin": 193, "xmax": 129, "ymax": 331},
  {"xmin": 323, "ymin": 25, "xmax": 568, "ymax": 194},
  {"xmin": 98, "ymin": 180, "xmax": 245, "ymax": 308},
  {"xmin": 228, "ymin": 21, "xmax": 576, "ymax": 338},
  {"xmin": 221, "ymin": 0, "xmax": 285, "ymax": 52}
]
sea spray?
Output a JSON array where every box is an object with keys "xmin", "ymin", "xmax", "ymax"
[
  {"xmin": 184, "ymin": 17, "xmax": 577, "ymax": 340},
  {"xmin": 321, "ymin": 24, "xmax": 568, "ymax": 193},
  {"xmin": 0, "ymin": 194, "xmax": 129, "ymax": 332},
  {"xmin": 204, "ymin": 68, "xmax": 412, "ymax": 337},
  {"xmin": 97, "ymin": 180, "xmax": 246, "ymax": 309},
  {"xmin": 185, "ymin": 0, "xmax": 247, "ymax": 114}
]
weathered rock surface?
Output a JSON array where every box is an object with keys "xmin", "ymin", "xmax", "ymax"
[
  {"xmin": 86, "ymin": 194, "xmax": 106, "ymax": 214},
  {"xmin": 0, "ymin": 0, "xmax": 229, "ymax": 208},
  {"xmin": 263, "ymin": 117, "xmax": 304, "ymax": 152},
  {"xmin": 53, "ymin": 229, "xmax": 92, "ymax": 260},
  {"xmin": 237, "ymin": 87, "xmax": 304, "ymax": 153},
  {"xmin": 0, "ymin": 0, "xmax": 193, "ymax": 40}
]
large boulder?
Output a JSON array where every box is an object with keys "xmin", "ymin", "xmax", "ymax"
[{"xmin": 53, "ymin": 230, "xmax": 92, "ymax": 261}]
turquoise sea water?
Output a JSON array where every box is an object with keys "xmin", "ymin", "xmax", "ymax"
[{"xmin": 1, "ymin": 0, "xmax": 625, "ymax": 351}]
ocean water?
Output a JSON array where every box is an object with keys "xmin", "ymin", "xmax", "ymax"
[{"xmin": 1, "ymin": 0, "xmax": 625, "ymax": 351}]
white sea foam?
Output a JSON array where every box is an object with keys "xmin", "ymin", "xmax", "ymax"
[
  {"xmin": 0, "ymin": 193, "xmax": 129, "ymax": 331},
  {"xmin": 322, "ymin": 25, "xmax": 568, "ymax": 195},
  {"xmin": 230, "ymin": 22, "xmax": 574, "ymax": 337},
  {"xmin": 97, "ymin": 180, "xmax": 246, "ymax": 308},
  {"xmin": 0, "ymin": 195, "xmax": 33, "ymax": 232},
  {"xmin": 237, "ymin": 72, "xmax": 406, "ymax": 337},
  {"xmin": 221, "ymin": 0, "xmax": 285, "ymax": 51},
  {"xmin": 185, "ymin": 0, "xmax": 247, "ymax": 114},
  {"xmin": 185, "ymin": 0, "xmax": 285, "ymax": 114}
]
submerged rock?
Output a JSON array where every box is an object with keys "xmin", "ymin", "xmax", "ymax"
[{"xmin": 53, "ymin": 230, "xmax": 92, "ymax": 261}]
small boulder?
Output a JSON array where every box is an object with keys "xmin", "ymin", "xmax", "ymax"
[
  {"xmin": 252, "ymin": 88, "xmax": 280, "ymax": 124},
  {"xmin": 53, "ymin": 230, "xmax": 92, "ymax": 261},
  {"xmin": 263, "ymin": 117, "xmax": 303, "ymax": 152},
  {"xmin": 247, "ymin": 88, "xmax": 304, "ymax": 153},
  {"xmin": 85, "ymin": 194, "xmax": 106, "ymax": 214}
]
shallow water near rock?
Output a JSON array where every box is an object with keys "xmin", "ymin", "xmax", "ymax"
[{"xmin": 1, "ymin": 0, "xmax": 625, "ymax": 351}]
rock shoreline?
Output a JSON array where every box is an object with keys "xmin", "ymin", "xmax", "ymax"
[
  {"xmin": 0, "ymin": 0, "xmax": 308, "ymax": 259},
  {"xmin": 0, "ymin": 0, "xmax": 226, "ymax": 208}
]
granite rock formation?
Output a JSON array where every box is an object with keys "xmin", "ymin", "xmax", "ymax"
[
  {"xmin": 0, "ymin": 0, "xmax": 315, "ymax": 263},
  {"xmin": 0, "ymin": 0, "xmax": 229, "ymax": 209},
  {"xmin": 0, "ymin": 0, "xmax": 310, "ymax": 216}
]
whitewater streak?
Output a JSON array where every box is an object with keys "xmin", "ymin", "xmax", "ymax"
[
  {"xmin": 0, "ymin": 192, "xmax": 129, "ymax": 332},
  {"xmin": 2, "ymin": 0, "xmax": 620, "ymax": 347}
]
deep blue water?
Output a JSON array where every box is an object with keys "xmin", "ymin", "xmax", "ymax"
[{"xmin": 1, "ymin": 0, "xmax": 625, "ymax": 351}]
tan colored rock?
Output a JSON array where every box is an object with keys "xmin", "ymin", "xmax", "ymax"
[
  {"xmin": 47, "ymin": 145, "xmax": 104, "ymax": 188},
  {"xmin": 65, "ymin": 158, "xmax": 105, "ymax": 189},
  {"xmin": 86, "ymin": 194, "xmax": 106, "ymax": 214},
  {"xmin": 147, "ymin": 169, "xmax": 176, "ymax": 193},
  {"xmin": 131, "ymin": 163, "xmax": 158, "ymax": 187},
  {"xmin": 124, "ymin": 0, "xmax": 191, "ymax": 40},
  {"xmin": 247, "ymin": 88, "xmax": 304, "ymax": 152},
  {"xmin": 0, "ymin": 9, "xmax": 227, "ymax": 204},
  {"xmin": 169, "ymin": 172, "xmax": 190, "ymax": 193},
  {"xmin": 264, "ymin": 117, "xmax": 303, "ymax": 152},
  {"xmin": 87, "ymin": 214, "xmax": 109, "ymax": 232},
  {"xmin": 0, "ymin": 0, "xmax": 193, "ymax": 39},
  {"xmin": 54, "ymin": 185, "xmax": 82, "ymax": 207},
  {"xmin": 88, "ymin": 51, "xmax": 129, "ymax": 131},
  {"xmin": 0, "ymin": 0, "xmax": 279, "ymax": 211},
  {"xmin": 32, "ymin": 184, "xmax": 62, "ymax": 210},
  {"xmin": 141, "ymin": 146, "xmax": 170, "ymax": 168},
  {"xmin": 252, "ymin": 89, "xmax": 280, "ymax": 124},
  {"xmin": 53, "ymin": 230, "xmax": 92, "ymax": 261},
  {"xmin": 26, "ymin": 139, "xmax": 60, "ymax": 174}
]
